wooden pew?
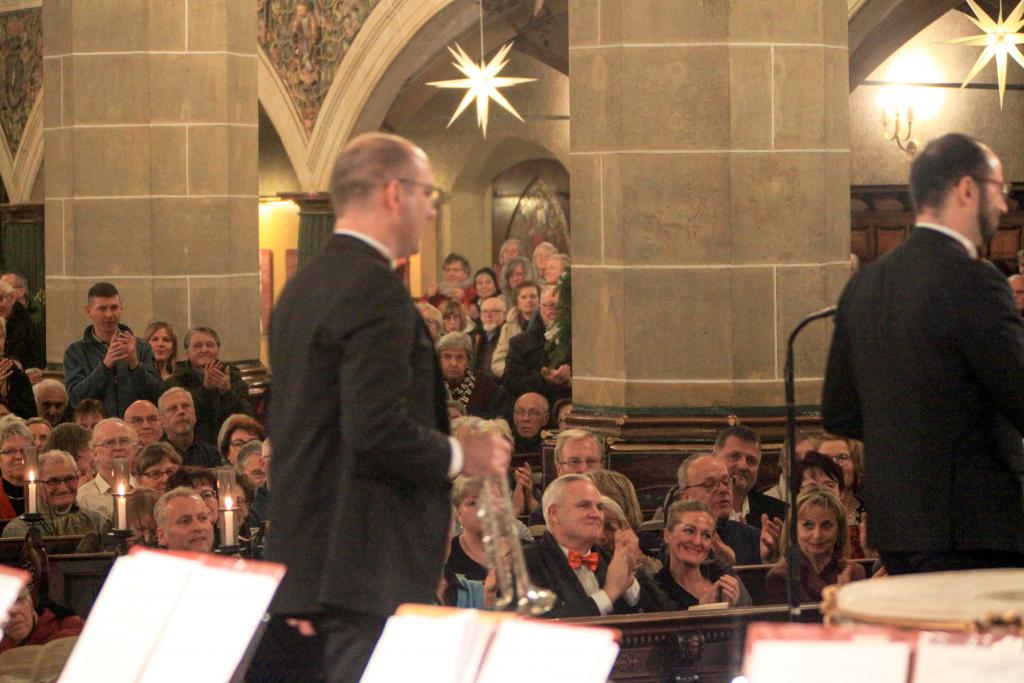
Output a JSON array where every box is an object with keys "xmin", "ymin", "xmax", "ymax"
[
  {"xmin": 560, "ymin": 603, "xmax": 823, "ymax": 682},
  {"xmin": 0, "ymin": 535, "xmax": 85, "ymax": 565},
  {"xmin": 42, "ymin": 552, "xmax": 117, "ymax": 619}
]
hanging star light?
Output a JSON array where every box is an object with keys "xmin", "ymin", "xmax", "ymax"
[
  {"xmin": 428, "ymin": 42, "xmax": 536, "ymax": 137},
  {"xmin": 944, "ymin": 0, "xmax": 1024, "ymax": 108}
]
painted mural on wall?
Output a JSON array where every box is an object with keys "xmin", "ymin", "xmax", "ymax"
[
  {"xmin": 258, "ymin": 0, "xmax": 382, "ymax": 136},
  {"xmin": 505, "ymin": 178, "xmax": 570, "ymax": 255},
  {"xmin": 0, "ymin": 8, "xmax": 42, "ymax": 155}
]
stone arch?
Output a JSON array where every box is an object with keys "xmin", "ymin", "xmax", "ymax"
[{"xmin": 1, "ymin": 90, "xmax": 42, "ymax": 204}]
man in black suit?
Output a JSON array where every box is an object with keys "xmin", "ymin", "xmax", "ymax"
[
  {"xmin": 263, "ymin": 133, "xmax": 510, "ymax": 683},
  {"xmin": 823, "ymin": 132, "xmax": 1024, "ymax": 575},
  {"xmin": 525, "ymin": 474, "xmax": 665, "ymax": 618},
  {"xmin": 713, "ymin": 426, "xmax": 787, "ymax": 534}
]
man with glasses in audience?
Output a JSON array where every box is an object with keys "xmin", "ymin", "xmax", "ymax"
[
  {"xmin": 473, "ymin": 297, "xmax": 506, "ymax": 378},
  {"xmin": 676, "ymin": 453, "xmax": 770, "ymax": 565},
  {"xmin": 158, "ymin": 387, "xmax": 219, "ymax": 468},
  {"xmin": 77, "ymin": 418, "xmax": 138, "ymax": 519},
  {"xmin": 124, "ymin": 400, "xmax": 163, "ymax": 447},
  {"xmin": 511, "ymin": 392, "xmax": 549, "ymax": 455},
  {"xmin": 526, "ymin": 428, "xmax": 607, "ymax": 524},
  {"xmin": 4, "ymin": 450, "xmax": 109, "ymax": 538}
]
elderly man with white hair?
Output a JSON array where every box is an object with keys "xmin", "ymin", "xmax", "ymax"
[
  {"xmin": 3, "ymin": 450, "xmax": 109, "ymax": 539},
  {"xmin": 438, "ymin": 332, "xmax": 511, "ymax": 420},
  {"xmin": 155, "ymin": 486, "xmax": 214, "ymax": 553},
  {"xmin": 33, "ymin": 379, "xmax": 67, "ymax": 427},
  {"xmin": 523, "ymin": 474, "xmax": 667, "ymax": 618},
  {"xmin": 76, "ymin": 418, "xmax": 138, "ymax": 519}
]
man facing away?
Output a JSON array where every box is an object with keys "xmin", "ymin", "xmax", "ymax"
[
  {"xmin": 264, "ymin": 133, "xmax": 509, "ymax": 683},
  {"xmin": 823, "ymin": 132, "xmax": 1024, "ymax": 574}
]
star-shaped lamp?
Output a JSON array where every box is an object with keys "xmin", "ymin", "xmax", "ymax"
[
  {"xmin": 944, "ymin": 0, "xmax": 1024, "ymax": 108},
  {"xmin": 428, "ymin": 42, "xmax": 536, "ymax": 137}
]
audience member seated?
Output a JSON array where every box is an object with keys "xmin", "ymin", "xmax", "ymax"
[
  {"xmin": 123, "ymin": 400, "xmax": 163, "ymax": 447},
  {"xmin": 817, "ymin": 434, "xmax": 868, "ymax": 559},
  {"xmin": 472, "ymin": 297, "xmax": 506, "ymax": 378},
  {"xmin": 158, "ymin": 388, "xmax": 220, "ymax": 467},
  {"xmin": 126, "ymin": 487, "xmax": 160, "ymax": 548},
  {"xmin": 0, "ymin": 280, "xmax": 43, "ymax": 375},
  {"xmin": 496, "ymin": 238, "xmax": 523, "ymax": 272},
  {"xmin": 73, "ymin": 399, "xmax": 104, "ymax": 431},
  {"xmin": 502, "ymin": 284, "xmax": 571, "ymax": 405},
  {"xmin": 0, "ymin": 318, "xmax": 36, "ymax": 421},
  {"xmin": 423, "ymin": 252, "xmax": 476, "ymax": 309},
  {"xmin": 437, "ymin": 514, "xmax": 492, "ymax": 610},
  {"xmin": 33, "ymin": 379, "xmax": 68, "ymax": 427},
  {"xmin": 143, "ymin": 321, "xmax": 178, "ymax": 382},
  {"xmin": 655, "ymin": 500, "xmax": 752, "ymax": 610},
  {"xmin": 714, "ymin": 425, "xmax": 787, "ymax": 531},
  {"xmin": 544, "ymin": 254, "xmax": 570, "ymax": 285},
  {"xmin": 134, "ymin": 442, "xmax": 182, "ymax": 493},
  {"xmin": 554, "ymin": 428, "xmax": 605, "ymax": 477},
  {"xmin": 154, "ymin": 487, "xmax": 215, "ymax": 553},
  {"xmin": 469, "ymin": 267, "xmax": 501, "ymax": 323},
  {"xmin": 440, "ymin": 300, "xmax": 473, "ymax": 335},
  {"xmin": 43, "ymin": 423, "xmax": 94, "ymax": 487},
  {"xmin": 0, "ymin": 587, "xmax": 82, "ymax": 654},
  {"xmin": 498, "ymin": 257, "xmax": 536, "ymax": 312},
  {"xmin": 588, "ymin": 470, "xmax": 641, "ymax": 529},
  {"xmin": 553, "ymin": 398, "xmax": 573, "ymax": 430},
  {"xmin": 601, "ymin": 496, "xmax": 661, "ymax": 574},
  {"xmin": 251, "ymin": 440, "xmax": 271, "ymax": 524},
  {"xmin": 63, "ymin": 282, "xmax": 164, "ymax": 418},
  {"xmin": 219, "ymin": 416, "xmax": 265, "ymax": 466},
  {"xmin": 524, "ymin": 474, "xmax": 668, "ymax": 618},
  {"xmin": 0, "ymin": 417, "xmax": 32, "ymax": 518},
  {"xmin": 531, "ymin": 242, "xmax": 557, "ymax": 275},
  {"xmin": 511, "ymin": 393, "xmax": 548, "ymax": 455},
  {"xmin": 235, "ymin": 474, "xmax": 258, "ymax": 539},
  {"xmin": 167, "ymin": 465, "xmax": 219, "ymax": 525},
  {"xmin": 25, "ymin": 417, "xmax": 50, "ymax": 453},
  {"xmin": 439, "ymin": 332, "xmax": 511, "ymax": 420},
  {"xmin": 167, "ymin": 326, "xmax": 253, "ymax": 446},
  {"xmin": 675, "ymin": 453, "xmax": 774, "ymax": 565},
  {"xmin": 794, "ymin": 452, "xmax": 844, "ymax": 496},
  {"xmin": 490, "ymin": 282, "xmax": 540, "ymax": 377},
  {"xmin": 415, "ymin": 302, "xmax": 443, "ymax": 342},
  {"xmin": 1009, "ymin": 274, "xmax": 1024, "ymax": 315},
  {"xmin": 3, "ymin": 450, "xmax": 110, "ymax": 539},
  {"xmin": 77, "ymin": 418, "xmax": 138, "ymax": 519},
  {"xmin": 237, "ymin": 441, "xmax": 266, "ymax": 489},
  {"xmin": 446, "ymin": 475, "xmax": 489, "ymax": 581},
  {"xmin": 764, "ymin": 433, "xmax": 818, "ymax": 501},
  {"xmin": 764, "ymin": 488, "xmax": 866, "ymax": 604}
]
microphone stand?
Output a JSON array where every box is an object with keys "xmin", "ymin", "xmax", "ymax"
[{"xmin": 784, "ymin": 305, "xmax": 836, "ymax": 621}]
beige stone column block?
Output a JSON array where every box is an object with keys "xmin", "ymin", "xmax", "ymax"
[
  {"xmin": 569, "ymin": 0, "xmax": 849, "ymax": 420},
  {"xmin": 43, "ymin": 1, "xmax": 259, "ymax": 364}
]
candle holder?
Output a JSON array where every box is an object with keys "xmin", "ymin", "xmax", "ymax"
[
  {"xmin": 111, "ymin": 456, "xmax": 131, "ymax": 531},
  {"xmin": 20, "ymin": 446, "xmax": 41, "ymax": 524},
  {"xmin": 215, "ymin": 468, "xmax": 240, "ymax": 554}
]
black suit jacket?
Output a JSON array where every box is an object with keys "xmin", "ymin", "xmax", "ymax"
[
  {"xmin": 745, "ymin": 490, "xmax": 788, "ymax": 528},
  {"xmin": 267, "ymin": 234, "xmax": 452, "ymax": 617},
  {"xmin": 502, "ymin": 314, "xmax": 571, "ymax": 405},
  {"xmin": 823, "ymin": 227, "xmax": 1024, "ymax": 553},
  {"xmin": 523, "ymin": 531, "xmax": 668, "ymax": 618}
]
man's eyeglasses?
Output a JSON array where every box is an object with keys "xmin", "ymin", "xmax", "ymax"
[
  {"xmin": 229, "ymin": 439, "xmax": 252, "ymax": 450},
  {"xmin": 95, "ymin": 436, "xmax": 136, "ymax": 450},
  {"xmin": 682, "ymin": 476, "xmax": 732, "ymax": 493},
  {"xmin": 198, "ymin": 490, "xmax": 217, "ymax": 500},
  {"xmin": 972, "ymin": 176, "xmax": 1012, "ymax": 198},
  {"xmin": 43, "ymin": 475, "xmax": 77, "ymax": 489},
  {"xmin": 141, "ymin": 468, "xmax": 177, "ymax": 480},
  {"xmin": 559, "ymin": 458, "xmax": 602, "ymax": 468},
  {"xmin": 396, "ymin": 178, "xmax": 447, "ymax": 208}
]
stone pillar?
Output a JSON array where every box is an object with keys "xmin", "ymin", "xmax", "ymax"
[
  {"xmin": 568, "ymin": 1, "xmax": 850, "ymax": 431},
  {"xmin": 42, "ymin": 0, "xmax": 259, "ymax": 363}
]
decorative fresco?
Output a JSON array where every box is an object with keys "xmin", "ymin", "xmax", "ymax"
[
  {"xmin": 505, "ymin": 178, "xmax": 570, "ymax": 255},
  {"xmin": 257, "ymin": 0, "xmax": 382, "ymax": 136},
  {"xmin": 0, "ymin": 8, "xmax": 42, "ymax": 155}
]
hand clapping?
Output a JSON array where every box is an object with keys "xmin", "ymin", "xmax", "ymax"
[{"xmin": 203, "ymin": 361, "xmax": 231, "ymax": 393}]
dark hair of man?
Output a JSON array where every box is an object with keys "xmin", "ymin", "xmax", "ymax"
[
  {"xmin": 794, "ymin": 451, "xmax": 845, "ymax": 493},
  {"xmin": 328, "ymin": 133, "xmax": 419, "ymax": 216},
  {"xmin": 443, "ymin": 253, "xmax": 470, "ymax": 271},
  {"xmin": 74, "ymin": 399, "xmax": 104, "ymax": 419},
  {"xmin": 714, "ymin": 424, "xmax": 760, "ymax": 451},
  {"xmin": 43, "ymin": 423, "xmax": 92, "ymax": 457},
  {"xmin": 166, "ymin": 465, "xmax": 217, "ymax": 491},
  {"xmin": 909, "ymin": 132, "xmax": 990, "ymax": 214},
  {"xmin": 87, "ymin": 281, "xmax": 120, "ymax": 302},
  {"xmin": 183, "ymin": 325, "xmax": 221, "ymax": 349},
  {"xmin": 513, "ymin": 281, "xmax": 541, "ymax": 300}
]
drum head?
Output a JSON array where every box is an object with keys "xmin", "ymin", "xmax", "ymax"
[{"xmin": 829, "ymin": 569, "xmax": 1024, "ymax": 632}]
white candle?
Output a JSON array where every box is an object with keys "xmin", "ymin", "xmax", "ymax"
[
  {"xmin": 115, "ymin": 483, "xmax": 127, "ymax": 530},
  {"xmin": 222, "ymin": 495, "xmax": 236, "ymax": 547},
  {"xmin": 26, "ymin": 481, "xmax": 36, "ymax": 515}
]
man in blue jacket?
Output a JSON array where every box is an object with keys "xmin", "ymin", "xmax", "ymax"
[{"xmin": 63, "ymin": 282, "xmax": 165, "ymax": 418}]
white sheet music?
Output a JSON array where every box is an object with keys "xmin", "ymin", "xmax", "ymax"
[
  {"xmin": 475, "ymin": 618, "xmax": 619, "ymax": 683},
  {"xmin": 913, "ymin": 640, "xmax": 1024, "ymax": 682},
  {"xmin": 745, "ymin": 640, "xmax": 911, "ymax": 683}
]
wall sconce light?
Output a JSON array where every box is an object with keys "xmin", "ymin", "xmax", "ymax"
[
  {"xmin": 881, "ymin": 104, "xmax": 916, "ymax": 155},
  {"xmin": 876, "ymin": 50, "xmax": 945, "ymax": 157}
]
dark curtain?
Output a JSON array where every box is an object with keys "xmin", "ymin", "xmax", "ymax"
[
  {"xmin": 0, "ymin": 210, "xmax": 45, "ymax": 297},
  {"xmin": 296, "ymin": 211, "xmax": 335, "ymax": 269}
]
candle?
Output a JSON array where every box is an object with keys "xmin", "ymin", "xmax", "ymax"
[
  {"xmin": 222, "ymin": 495, "xmax": 236, "ymax": 547},
  {"xmin": 115, "ymin": 483, "xmax": 127, "ymax": 530},
  {"xmin": 26, "ymin": 479, "xmax": 36, "ymax": 515}
]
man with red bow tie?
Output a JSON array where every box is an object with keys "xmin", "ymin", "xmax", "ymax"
[{"xmin": 524, "ymin": 474, "xmax": 667, "ymax": 618}]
